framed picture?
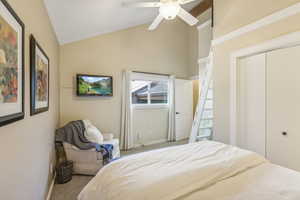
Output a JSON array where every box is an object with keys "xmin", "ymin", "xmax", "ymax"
[
  {"xmin": 0, "ymin": 0, "xmax": 25, "ymax": 127},
  {"xmin": 76, "ymin": 74, "xmax": 113, "ymax": 97},
  {"xmin": 30, "ymin": 35, "xmax": 49, "ymax": 115}
]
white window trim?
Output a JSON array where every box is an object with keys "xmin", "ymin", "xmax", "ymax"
[
  {"xmin": 132, "ymin": 104, "xmax": 169, "ymax": 110},
  {"xmin": 131, "ymin": 72, "xmax": 169, "ymax": 81},
  {"xmin": 131, "ymin": 72, "xmax": 170, "ymax": 108}
]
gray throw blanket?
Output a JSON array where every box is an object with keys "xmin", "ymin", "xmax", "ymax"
[
  {"xmin": 55, "ymin": 120, "xmax": 99, "ymax": 150},
  {"xmin": 55, "ymin": 120, "xmax": 113, "ymax": 164}
]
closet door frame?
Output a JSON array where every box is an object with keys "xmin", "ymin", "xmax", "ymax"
[
  {"xmin": 229, "ymin": 31, "xmax": 300, "ymax": 146},
  {"xmin": 237, "ymin": 53, "xmax": 266, "ymax": 156}
]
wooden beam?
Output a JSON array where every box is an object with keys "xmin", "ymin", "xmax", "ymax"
[{"xmin": 190, "ymin": 0, "xmax": 213, "ymax": 18}]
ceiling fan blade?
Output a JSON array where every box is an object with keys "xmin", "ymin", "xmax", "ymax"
[
  {"xmin": 177, "ymin": 8, "xmax": 199, "ymax": 26},
  {"xmin": 148, "ymin": 14, "xmax": 164, "ymax": 30},
  {"xmin": 179, "ymin": 0, "xmax": 198, "ymax": 5},
  {"xmin": 122, "ymin": 2, "xmax": 162, "ymax": 7}
]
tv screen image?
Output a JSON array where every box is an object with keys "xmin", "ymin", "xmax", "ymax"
[{"xmin": 77, "ymin": 74, "xmax": 113, "ymax": 96}]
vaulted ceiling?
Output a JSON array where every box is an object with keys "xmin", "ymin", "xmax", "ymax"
[{"xmin": 44, "ymin": 0, "xmax": 203, "ymax": 44}]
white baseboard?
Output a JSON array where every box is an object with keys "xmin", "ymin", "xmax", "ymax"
[
  {"xmin": 46, "ymin": 173, "xmax": 56, "ymax": 200},
  {"xmin": 143, "ymin": 139, "xmax": 168, "ymax": 146},
  {"xmin": 134, "ymin": 139, "xmax": 168, "ymax": 148},
  {"xmin": 175, "ymin": 136, "xmax": 189, "ymax": 141}
]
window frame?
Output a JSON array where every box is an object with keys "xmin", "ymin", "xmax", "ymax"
[{"xmin": 131, "ymin": 72, "xmax": 170, "ymax": 109}]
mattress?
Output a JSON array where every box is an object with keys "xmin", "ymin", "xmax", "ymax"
[
  {"xmin": 181, "ymin": 163, "xmax": 300, "ymax": 200},
  {"xmin": 78, "ymin": 141, "xmax": 300, "ymax": 200}
]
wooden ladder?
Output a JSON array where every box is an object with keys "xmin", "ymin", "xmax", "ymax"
[{"xmin": 189, "ymin": 52, "xmax": 213, "ymax": 143}]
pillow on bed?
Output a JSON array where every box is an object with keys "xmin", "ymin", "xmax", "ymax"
[{"xmin": 83, "ymin": 120, "xmax": 104, "ymax": 144}]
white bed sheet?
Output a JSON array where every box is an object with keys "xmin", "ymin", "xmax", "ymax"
[
  {"xmin": 78, "ymin": 141, "xmax": 270, "ymax": 200},
  {"xmin": 181, "ymin": 163, "xmax": 300, "ymax": 200}
]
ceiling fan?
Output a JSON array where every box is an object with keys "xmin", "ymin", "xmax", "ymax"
[{"xmin": 123, "ymin": 0, "xmax": 199, "ymax": 30}]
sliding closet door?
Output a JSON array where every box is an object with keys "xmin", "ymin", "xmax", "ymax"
[
  {"xmin": 237, "ymin": 53, "xmax": 266, "ymax": 156},
  {"xmin": 266, "ymin": 45, "xmax": 300, "ymax": 171}
]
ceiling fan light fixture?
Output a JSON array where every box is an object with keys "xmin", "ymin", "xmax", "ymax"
[{"xmin": 159, "ymin": 3, "xmax": 180, "ymax": 20}]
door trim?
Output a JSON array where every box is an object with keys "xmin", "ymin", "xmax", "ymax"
[{"xmin": 230, "ymin": 30, "xmax": 300, "ymax": 145}]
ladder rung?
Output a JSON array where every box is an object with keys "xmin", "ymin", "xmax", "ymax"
[
  {"xmin": 199, "ymin": 127, "xmax": 213, "ymax": 130},
  {"xmin": 197, "ymin": 135, "xmax": 211, "ymax": 139},
  {"xmin": 200, "ymin": 117, "xmax": 213, "ymax": 120}
]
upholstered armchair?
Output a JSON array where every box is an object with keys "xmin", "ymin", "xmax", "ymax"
[{"xmin": 63, "ymin": 133, "xmax": 120, "ymax": 175}]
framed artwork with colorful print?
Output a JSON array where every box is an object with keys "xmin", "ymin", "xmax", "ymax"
[
  {"xmin": 0, "ymin": 0, "xmax": 25, "ymax": 127},
  {"xmin": 30, "ymin": 35, "xmax": 49, "ymax": 116}
]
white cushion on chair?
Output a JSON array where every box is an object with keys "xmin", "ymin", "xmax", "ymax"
[
  {"xmin": 83, "ymin": 120, "xmax": 104, "ymax": 144},
  {"xmin": 103, "ymin": 133, "xmax": 114, "ymax": 141}
]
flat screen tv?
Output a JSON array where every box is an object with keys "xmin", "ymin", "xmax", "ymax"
[{"xmin": 77, "ymin": 74, "xmax": 113, "ymax": 96}]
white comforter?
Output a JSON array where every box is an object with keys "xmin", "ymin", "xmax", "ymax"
[
  {"xmin": 78, "ymin": 141, "xmax": 267, "ymax": 200},
  {"xmin": 182, "ymin": 163, "xmax": 300, "ymax": 200}
]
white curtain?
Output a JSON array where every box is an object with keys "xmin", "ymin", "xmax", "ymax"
[
  {"xmin": 168, "ymin": 75, "xmax": 176, "ymax": 142},
  {"xmin": 120, "ymin": 71, "xmax": 134, "ymax": 150}
]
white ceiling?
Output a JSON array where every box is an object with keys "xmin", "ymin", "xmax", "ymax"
[{"xmin": 44, "ymin": 0, "xmax": 201, "ymax": 44}]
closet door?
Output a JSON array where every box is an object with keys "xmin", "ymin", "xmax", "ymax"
[
  {"xmin": 267, "ymin": 45, "xmax": 300, "ymax": 171},
  {"xmin": 237, "ymin": 53, "xmax": 266, "ymax": 156},
  {"xmin": 175, "ymin": 79, "xmax": 193, "ymax": 141}
]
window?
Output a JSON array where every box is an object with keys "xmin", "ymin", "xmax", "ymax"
[
  {"xmin": 131, "ymin": 80, "xmax": 150, "ymax": 104},
  {"xmin": 150, "ymin": 81, "xmax": 168, "ymax": 104},
  {"xmin": 131, "ymin": 73, "xmax": 169, "ymax": 106}
]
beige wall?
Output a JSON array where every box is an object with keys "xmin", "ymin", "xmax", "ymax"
[
  {"xmin": 188, "ymin": 9, "xmax": 212, "ymax": 77},
  {"xmin": 214, "ymin": 0, "xmax": 300, "ymax": 38},
  {"xmin": 198, "ymin": 9, "xmax": 212, "ymax": 59},
  {"xmin": 0, "ymin": 0, "xmax": 59, "ymax": 199},
  {"xmin": 213, "ymin": 0, "xmax": 300, "ymax": 143},
  {"xmin": 188, "ymin": 9, "xmax": 212, "ymax": 116},
  {"xmin": 133, "ymin": 108, "xmax": 169, "ymax": 146},
  {"xmin": 59, "ymin": 20, "xmax": 190, "ymax": 140},
  {"xmin": 188, "ymin": 25, "xmax": 199, "ymax": 77}
]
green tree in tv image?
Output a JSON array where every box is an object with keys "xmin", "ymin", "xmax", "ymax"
[{"xmin": 78, "ymin": 76, "xmax": 112, "ymax": 95}]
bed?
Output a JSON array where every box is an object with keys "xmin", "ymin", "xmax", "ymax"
[{"xmin": 78, "ymin": 141, "xmax": 300, "ymax": 200}]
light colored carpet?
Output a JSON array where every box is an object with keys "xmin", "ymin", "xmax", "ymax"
[
  {"xmin": 50, "ymin": 139, "xmax": 188, "ymax": 200},
  {"xmin": 50, "ymin": 175, "xmax": 92, "ymax": 200},
  {"xmin": 121, "ymin": 139, "xmax": 188, "ymax": 156}
]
